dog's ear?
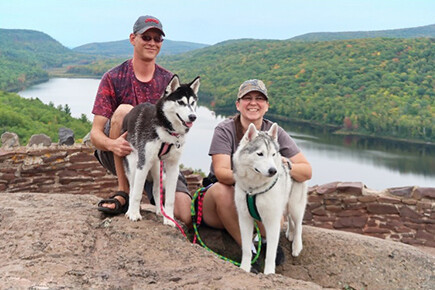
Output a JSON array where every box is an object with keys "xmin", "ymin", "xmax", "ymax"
[
  {"xmin": 165, "ymin": 74, "xmax": 181, "ymax": 95},
  {"xmin": 189, "ymin": 76, "xmax": 201, "ymax": 95},
  {"xmin": 240, "ymin": 123, "xmax": 258, "ymax": 146},
  {"xmin": 268, "ymin": 123, "xmax": 278, "ymax": 142}
]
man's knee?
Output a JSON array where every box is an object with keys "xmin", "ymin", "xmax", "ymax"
[
  {"xmin": 175, "ymin": 191, "xmax": 192, "ymax": 225},
  {"xmin": 111, "ymin": 104, "xmax": 133, "ymax": 126}
]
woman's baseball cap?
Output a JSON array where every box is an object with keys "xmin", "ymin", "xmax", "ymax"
[{"xmin": 237, "ymin": 79, "xmax": 269, "ymax": 100}]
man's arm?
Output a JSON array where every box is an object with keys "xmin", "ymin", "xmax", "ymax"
[
  {"xmin": 212, "ymin": 154, "xmax": 235, "ymax": 186},
  {"xmin": 90, "ymin": 115, "xmax": 131, "ymax": 157}
]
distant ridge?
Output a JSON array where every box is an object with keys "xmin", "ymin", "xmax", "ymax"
[
  {"xmin": 290, "ymin": 23, "xmax": 435, "ymax": 41},
  {"xmin": 73, "ymin": 39, "xmax": 209, "ymax": 57},
  {"xmin": 0, "ymin": 28, "xmax": 71, "ymax": 55}
]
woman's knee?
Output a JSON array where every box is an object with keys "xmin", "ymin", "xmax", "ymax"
[{"xmin": 210, "ymin": 183, "xmax": 235, "ymax": 207}]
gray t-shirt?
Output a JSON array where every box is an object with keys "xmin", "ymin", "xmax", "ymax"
[{"xmin": 208, "ymin": 115, "xmax": 300, "ymax": 176}]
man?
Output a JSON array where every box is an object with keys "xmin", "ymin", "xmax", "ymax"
[
  {"xmin": 202, "ymin": 79, "xmax": 312, "ymax": 246},
  {"xmin": 91, "ymin": 15, "xmax": 192, "ymax": 226}
]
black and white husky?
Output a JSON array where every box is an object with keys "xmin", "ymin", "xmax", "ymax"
[
  {"xmin": 122, "ymin": 75, "xmax": 200, "ymax": 226},
  {"xmin": 233, "ymin": 123, "xmax": 307, "ymax": 274}
]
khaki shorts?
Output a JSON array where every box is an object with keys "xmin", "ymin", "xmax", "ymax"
[{"xmin": 94, "ymin": 120, "xmax": 191, "ymax": 205}]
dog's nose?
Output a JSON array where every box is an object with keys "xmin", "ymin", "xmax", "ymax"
[
  {"xmin": 268, "ymin": 167, "xmax": 277, "ymax": 176},
  {"xmin": 188, "ymin": 114, "xmax": 197, "ymax": 122}
]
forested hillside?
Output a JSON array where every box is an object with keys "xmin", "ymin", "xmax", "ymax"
[
  {"xmin": 1, "ymin": 27, "xmax": 433, "ymax": 143},
  {"xmin": 0, "ymin": 29, "xmax": 96, "ymax": 91},
  {"xmin": 290, "ymin": 23, "xmax": 435, "ymax": 41},
  {"xmin": 161, "ymin": 38, "xmax": 434, "ymax": 142},
  {"xmin": 0, "ymin": 91, "xmax": 91, "ymax": 144}
]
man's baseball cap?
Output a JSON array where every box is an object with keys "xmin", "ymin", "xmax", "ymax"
[
  {"xmin": 237, "ymin": 79, "xmax": 269, "ymax": 100},
  {"xmin": 133, "ymin": 15, "xmax": 165, "ymax": 36}
]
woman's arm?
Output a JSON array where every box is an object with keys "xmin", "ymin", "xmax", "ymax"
[
  {"xmin": 288, "ymin": 152, "xmax": 312, "ymax": 182},
  {"xmin": 212, "ymin": 154, "xmax": 235, "ymax": 186}
]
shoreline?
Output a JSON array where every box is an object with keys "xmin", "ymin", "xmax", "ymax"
[
  {"xmin": 8, "ymin": 76, "xmax": 435, "ymax": 147},
  {"xmin": 268, "ymin": 113, "xmax": 435, "ymax": 147}
]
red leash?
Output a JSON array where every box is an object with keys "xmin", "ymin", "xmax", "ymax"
[{"xmin": 159, "ymin": 160, "xmax": 187, "ymax": 238}]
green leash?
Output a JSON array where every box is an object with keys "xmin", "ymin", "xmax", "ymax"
[{"xmin": 191, "ymin": 186, "xmax": 262, "ymax": 266}]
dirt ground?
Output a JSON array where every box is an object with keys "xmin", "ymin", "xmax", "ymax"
[{"xmin": 0, "ymin": 192, "xmax": 433, "ymax": 289}]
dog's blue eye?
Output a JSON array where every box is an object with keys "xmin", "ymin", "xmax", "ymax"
[{"xmin": 177, "ymin": 100, "xmax": 184, "ymax": 105}]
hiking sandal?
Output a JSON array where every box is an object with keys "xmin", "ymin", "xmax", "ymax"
[{"xmin": 97, "ymin": 191, "xmax": 129, "ymax": 215}]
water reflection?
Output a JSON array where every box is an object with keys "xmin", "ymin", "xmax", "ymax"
[{"xmin": 276, "ymin": 119, "xmax": 435, "ymax": 188}]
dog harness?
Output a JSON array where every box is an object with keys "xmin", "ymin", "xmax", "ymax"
[
  {"xmin": 245, "ymin": 175, "xmax": 279, "ymax": 222},
  {"xmin": 158, "ymin": 143, "xmax": 173, "ymax": 157},
  {"xmin": 158, "ymin": 131, "xmax": 182, "ymax": 158}
]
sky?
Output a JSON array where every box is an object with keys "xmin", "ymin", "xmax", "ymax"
[{"xmin": 0, "ymin": 0, "xmax": 434, "ymax": 48}]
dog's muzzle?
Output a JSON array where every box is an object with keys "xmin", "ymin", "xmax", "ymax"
[
  {"xmin": 254, "ymin": 167, "xmax": 277, "ymax": 177},
  {"xmin": 177, "ymin": 113, "xmax": 196, "ymax": 128}
]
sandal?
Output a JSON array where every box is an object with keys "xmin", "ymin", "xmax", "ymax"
[{"xmin": 98, "ymin": 191, "xmax": 129, "ymax": 215}]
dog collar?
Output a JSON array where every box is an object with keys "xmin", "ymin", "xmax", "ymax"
[
  {"xmin": 166, "ymin": 129, "xmax": 180, "ymax": 137},
  {"xmin": 164, "ymin": 130, "xmax": 181, "ymax": 149},
  {"xmin": 244, "ymin": 174, "xmax": 279, "ymax": 196}
]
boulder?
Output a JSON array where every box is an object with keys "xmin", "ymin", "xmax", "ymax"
[
  {"xmin": 1, "ymin": 132, "xmax": 20, "ymax": 149},
  {"xmin": 28, "ymin": 134, "xmax": 52, "ymax": 147},
  {"xmin": 58, "ymin": 127, "xmax": 75, "ymax": 146}
]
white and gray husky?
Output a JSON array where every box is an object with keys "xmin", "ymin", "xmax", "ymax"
[
  {"xmin": 122, "ymin": 75, "xmax": 200, "ymax": 226},
  {"xmin": 233, "ymin": 123, "xmax": 307, "ymax": 274}
]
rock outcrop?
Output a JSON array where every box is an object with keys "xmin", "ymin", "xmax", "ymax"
[
  {"xmin": 0, "ymin": 192, "xmax": 319, "ymax": 289},
  {"xmin": 0, "ymin": 192, "xmax": 433, "ymax": 289}
]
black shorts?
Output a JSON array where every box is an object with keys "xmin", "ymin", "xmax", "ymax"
[{"xmin": 94, "ymin": 120, "xmax": 191, "ymax": 205}]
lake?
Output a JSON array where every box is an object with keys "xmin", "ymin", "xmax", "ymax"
[{"xmin": 18, "ymin": 78, "xmax": 435, "ymax": 190}]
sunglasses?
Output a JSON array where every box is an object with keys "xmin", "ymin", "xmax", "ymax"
[{"xmin": 139, "ymin": 34, "xmax": 164, "ymax": 43}]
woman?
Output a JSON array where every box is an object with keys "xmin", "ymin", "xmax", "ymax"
[{"xmin": 202, "ymin": 79, "xmax": 312, "ymax": 247}]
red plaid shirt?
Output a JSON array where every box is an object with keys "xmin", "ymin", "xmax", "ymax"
[{"xmin": 92, "ymin": 59, "xmax": 173, "ymax": 119}]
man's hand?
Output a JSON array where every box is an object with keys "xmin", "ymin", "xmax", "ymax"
[{"xmin": 112, "ymin": 131, "xmax": 133, "ymax": 157}]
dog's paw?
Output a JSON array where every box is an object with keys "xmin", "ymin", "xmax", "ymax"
[
  {"xmin": 125, "ymin": 211, "xmax": 143, "ymax": 222},
  {"xmin": 292, "ymin": 240, "xmax": 303, "ymax": 257},
  {"xmin": 264, "ymin": 267, "xmax": 275, "ymax": 275},
  {"xmin": 240, "ymin": 262, "xmax": 251, "ymax": 273},
  {"xmin": 163, "ymin": 217, "xmax": 176, "ymax": 227}
]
